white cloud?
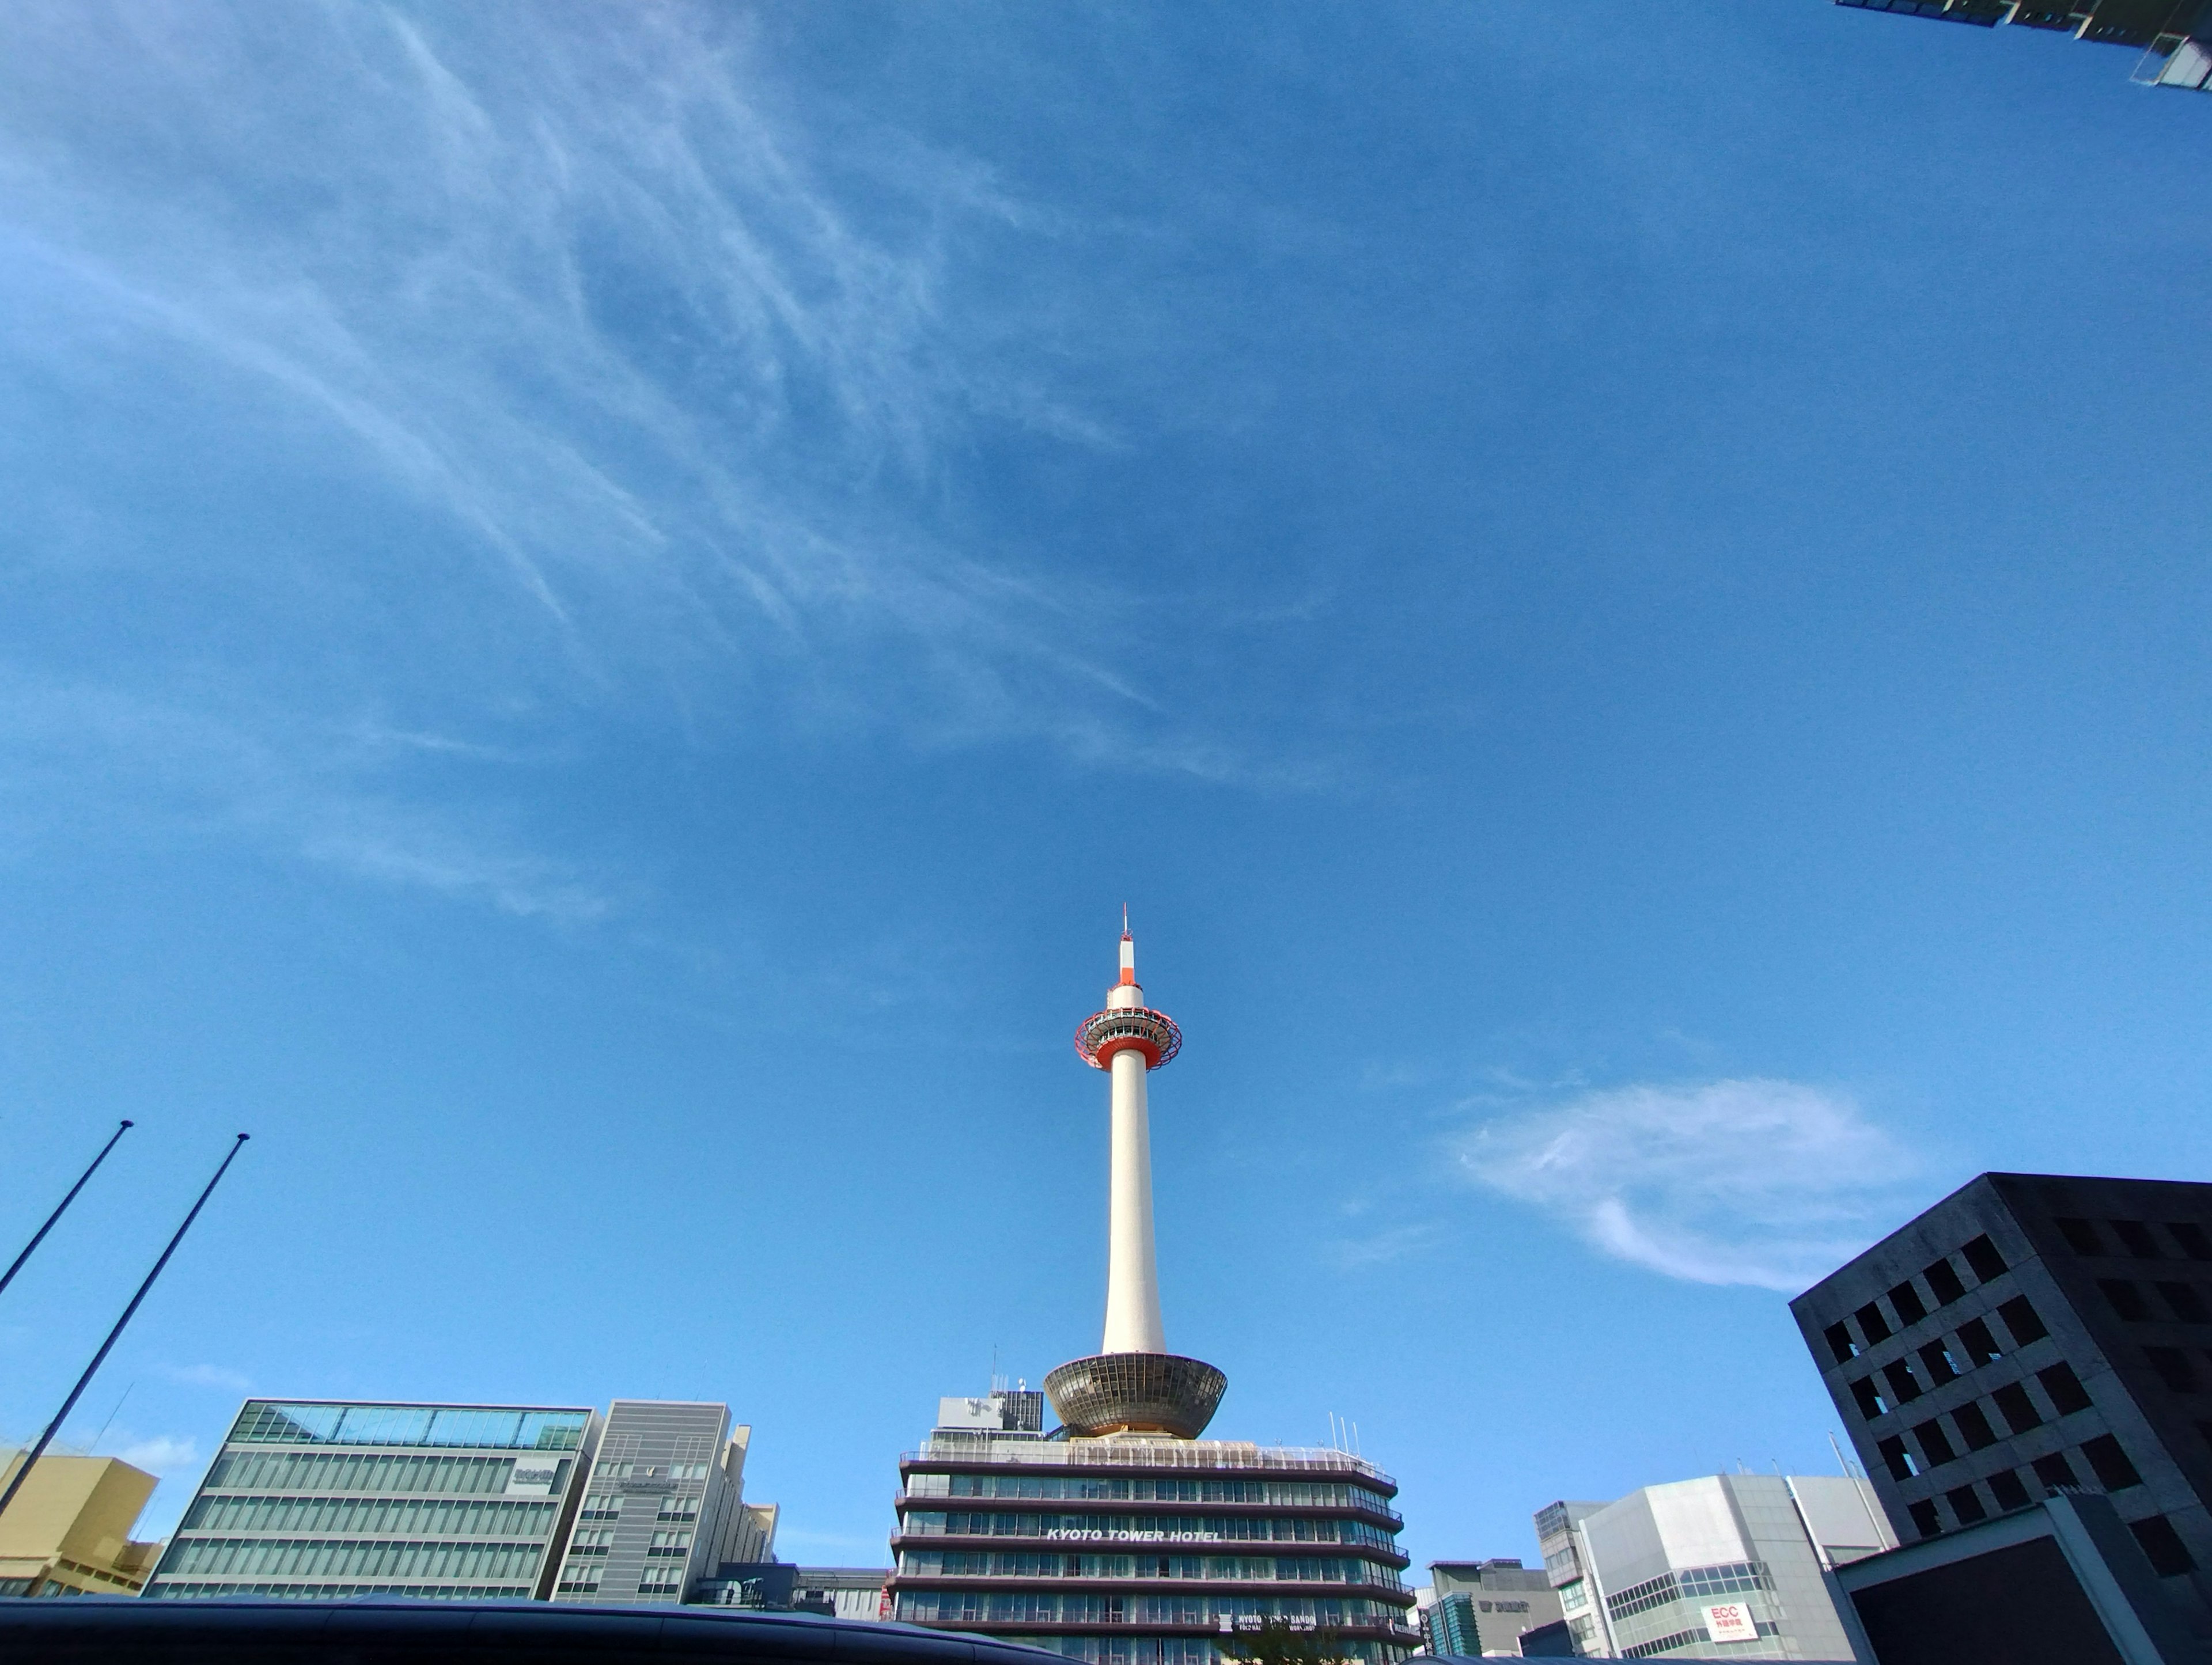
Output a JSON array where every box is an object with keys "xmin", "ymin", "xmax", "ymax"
[
  {"xmin": 157, "ymin": 1363, "xmax": 253, "ymax": 1394},
  {"xmin": 1455, "ymin": 1079, "xmax": 1919, "ymax": 1292},
  {"xmin": 111, "ymin": 1434, "xmax": 202, "ymax": 1477}
]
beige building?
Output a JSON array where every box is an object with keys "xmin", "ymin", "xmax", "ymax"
[{"xmin": 0, "ymin": 1447, "xmax": 166, "ymax": 1597}]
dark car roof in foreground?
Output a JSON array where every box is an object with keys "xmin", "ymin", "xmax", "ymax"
[{"xmin": 0, "ymin": 1597, "xmax": 1067, "ymax": 1665}]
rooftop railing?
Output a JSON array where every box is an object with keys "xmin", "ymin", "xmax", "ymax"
[{"xmin": 904, "ymin": 1439, "xmax": 1396, "ymax": 1488}]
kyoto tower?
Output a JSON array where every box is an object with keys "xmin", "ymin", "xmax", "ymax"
[{"xmin": 1043, "ymin": 915, "xmax": 1228, "ymax": 1440}]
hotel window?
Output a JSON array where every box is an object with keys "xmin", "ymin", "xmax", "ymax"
[{"xmin": 658, "ymin": 1495, "xmax": 700, "ymax": 1520}]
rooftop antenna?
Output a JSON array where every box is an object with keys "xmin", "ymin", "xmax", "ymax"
[
  {"xmin": 0, "ymin": 1135, "xmax": 248, "ymax": 1527},
  {"xmin": 0, "ymin": 1120, "xmax": 133, "ymax": 1299}
]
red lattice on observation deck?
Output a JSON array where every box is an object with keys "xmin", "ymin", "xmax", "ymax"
[{"xmin": 1074, "ymin": 1005, "xmax": 1183, "ymax": 1070}]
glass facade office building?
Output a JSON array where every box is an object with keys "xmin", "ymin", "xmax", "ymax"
[
  {"xmin": 143, "ymin": 1400, "xmax": 598, "ymax": 1601},
  {"xmin": 888, "ymin": 1395, "xmax": 1418, "ymax": 1665}
]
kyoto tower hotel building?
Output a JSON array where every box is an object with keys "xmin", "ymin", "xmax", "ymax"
[{"xmin": 887, "ymin": 923, "xmax": 1418, "ymax": 1665}]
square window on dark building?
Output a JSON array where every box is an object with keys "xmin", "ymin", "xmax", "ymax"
[
  {"xmin": 1850, "ymin": 1378, "xmax": 1886, "ymax": 1420},
  {"xmin": 1991, "ymin": 1382, "xmax": 2044, "ymax": 1433},
  {"xmin": 1855, "ymin": 1300, "xmax": 1892, "ymax": 1344},
  {"xmin": 1924, "ymin": 1257, "xmax": 1967, "ymax": 1306},
  {"xmin": 1953, "ymin": 1402, "xmax": 1998, "ymax": 1451},
  {"xmin": 1888, "ymin": 1280, "xmax": 1929, "ymax": 1326},
  {"xmin": 1908, "ymin": 1499, "xmax": 1941, "ymax": 1539},
  {"xmin": 1824, "ymin": 1322, "xmax": 1857, "ymax": 1364},
  {"xmin": 2082, "ymin": 1435, "xmax": 2143, "ymax": 1491},
  {"xmin": 2168, "ymin": 1222, "xmax": 2212, "ymax": 1263},
  {"xmin": 1877, "ymin": 1435, "xmax": 1916, "ymax": 1481},
  {"xmin": 2130, "ymin": 1515, "xmax": 2196, "ymax": 1578},
  {"xmin": 2100, "ymin": 1279, "xmax": 2152, "ymax": 1322},
  {"xmin": 1911, "ymin": 1419, "xmax": 1957, "ymax": 1465},
  {"xmin": 1987, "ymin": 1469, "xmax": 2032, "ymax": 1512},
  {"xmin": 2111, "ymin": 1220, "xmax": 2162, "ymax": 1260},
  {"xmin": 2144, "ymin": 1347, "xmax": 2196, "ymax": 1393},
  {"xmin": 1959, "ymin": 1318, "xmax": 2003, "ymax": 1366},
  {"xmin": 1918, "ymin": 1341, "xmax": 1960, "ymax": 1384},
  {"xmin": 1963, "ymin": 1235, "xmax": 2009, "ymax": 1281},
  {"xmin": 1997, "ymin": 1295, "xmax": 2049, "ymax": 1347},
  {"xmin": 2037, "ymin": 1362, "xmax": 2093, "ymax": 1416},
  {"xmin": 2033, "ymin": 1452, "xmax": 2080, "ymax": 1491},
  {"xmin": 2157, "ymin": 1281, "xmax": 2209, "ymax": 1323},
  {"xmin": 1945, "ymin": 1484, "xmax": 1988, "ymax": 1525},
  {"xmin": 1883, "ymin": 1361, "xmax": 1925, "ymax": 1405},
  {"xmin": 2054, "ymin": 1218, "xmax": 2104, "ymax": 1256}
]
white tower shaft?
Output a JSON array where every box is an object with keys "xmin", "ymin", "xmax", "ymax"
[{"xmin": 1104, "ymin": 1045, "xmax": 1166, "ymax": 1354}]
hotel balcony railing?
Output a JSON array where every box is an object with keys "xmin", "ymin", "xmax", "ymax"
[{"xmin": 904, "ymin": 1442, "xmax": 1396, "ymax": 1489}]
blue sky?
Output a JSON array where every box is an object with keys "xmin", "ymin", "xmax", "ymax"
[{"xmin": 2, "ymin": 1, "xmax": 2209, "ymax": 1574}]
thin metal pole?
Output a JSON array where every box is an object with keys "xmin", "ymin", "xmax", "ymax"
[
  {"xmin": 0, "ymin": 1120, "xmax": 133, "ymax": 1299},
  {"xmin": 0, "ymin": 1134, "xmax": 247, "ymax": 1527}
]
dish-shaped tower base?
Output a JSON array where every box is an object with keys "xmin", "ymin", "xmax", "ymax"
[{"xmin": 1044, "ymin": 1352, "xmax": 1227, "ymax": 1440}]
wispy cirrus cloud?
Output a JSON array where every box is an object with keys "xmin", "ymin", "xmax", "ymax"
[
  {"xmin": 0, "ymin": 675, "xmax": 611, "ymax": 921},
  {"xmin": 1455, "ymin": 1079, "xmax": 1922, "ymax": 1292},
  {"xmin": 0, "ymin": 2, "xmax": 1310, "ymax": 915}
]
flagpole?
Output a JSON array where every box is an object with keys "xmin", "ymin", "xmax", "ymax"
[
  {"xmin": 0, "ymin": 1120, "xmax": 133, "ymax": 1299},
  {"xmin": 0, "ymin": 1135, "xmax": 248, "ymax": 1524}
]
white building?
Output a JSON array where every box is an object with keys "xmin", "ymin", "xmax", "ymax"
[{"xmin": 1534, "ymin": 1473, "xmax": 1896, "ymax": 1660}]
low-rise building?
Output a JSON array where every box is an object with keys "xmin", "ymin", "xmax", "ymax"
[
  {"xmin": 1421, "ymin": 1558, "xmax": 1562, "ymax": 1656},
  {"xmin": 145, "ymin": 1396, "xmax": 782, "ymax": 1606},
  {"xmin": 547, "ymin": 1401, "xmax": 762, "ymax": 1606},
  {"xmin": 143, "ymin": 1401, "xmax": 598, "ymax": 1601},
  {"xmin": 0, "ymin": 1447, "xmax": 165, "ymax": 1597},
  {"xmin": 1534, "ymin": 1472, "xmax": 1892, "ymax": 1659}
]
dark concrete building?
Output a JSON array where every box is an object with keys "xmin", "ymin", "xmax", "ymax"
[
  {"xmin": 1829, "ymin": 1489, "xmax": 2196, "ymax": 1665},
  {"xmin": 1791, "ymin": 1173, "xmax": 2212, "ymax": 1636},
  {"xmin": 1836, "ymin": 0, "xmax": 2212, "ymax": 93}
]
